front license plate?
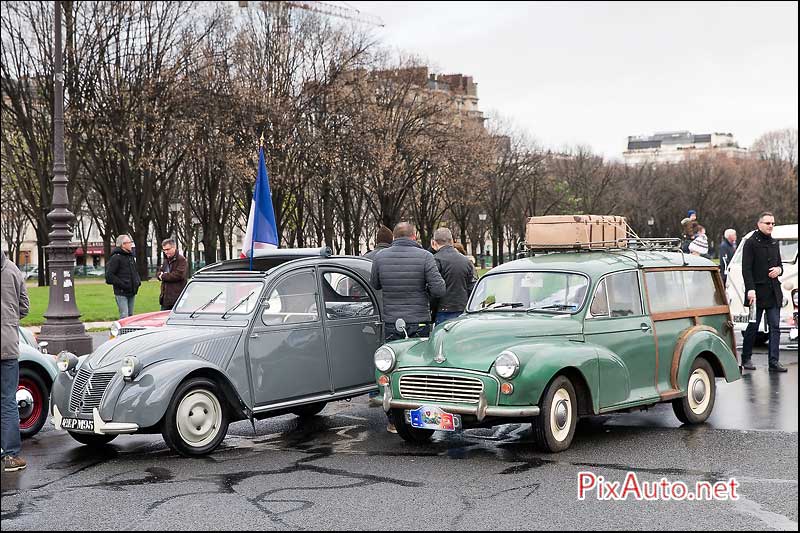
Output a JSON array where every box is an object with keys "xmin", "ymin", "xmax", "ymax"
[
  {"xmin": 733, "ymin": 314, "xmax": 749, "ymax": 323},
  {"xmin": 61, "ymin": 418, "xmax": 94, "ymax": 431},
  {"xmin": 410, "ymin": 405, "xmax": 459, "ymax": 431}
]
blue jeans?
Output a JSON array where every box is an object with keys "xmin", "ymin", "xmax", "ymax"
[
  {"xmin": 115, "ymin": 294, "xmax": 136, "ymax": 319},
  {"xmin": 742, "ymin": 305, "xmax": 781, "ymax": 366},
  {"xmin": 1, "ymin": 359, "xmax": 21, "ymax": 457},
  {"xmin": 435, "ymin": 311, "xmax": 462, "ymax": 323}
]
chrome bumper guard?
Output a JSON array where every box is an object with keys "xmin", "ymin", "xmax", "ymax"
[
  {"xmin": 382, "ymin": 384, "xmax": 540, "ymax": 422},
  {"xmin": 52, "ymin": 405, "xmax": 139, "ymax": 435}
]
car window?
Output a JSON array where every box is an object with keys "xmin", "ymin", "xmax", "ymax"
[
  {"xmin": 174, "ymin": 281, "xmax": 263, "ymax": 314},
  {"xmin": 590, "ymin": 279, "xmax": 609, "ymax": 317},
  {"xmin": 683, "ymin": 270, "xmax": 725, "ymax": 307},
  {"xmin": 606, "ymin": 271, "xmax": 643, "ymax": 317},
  {"xmin": 321, "ymin": 271, "xmax": 376, "ymax": 320},
  {"xmin": 262, "ymin": 271, "xmax": 319, "ymax": 326},
  {"xmin": 777, "ymin": 239, "xmax": 798, "ymax": 264},
  {"xmin": 645, "ymin": 270, "xmax": 723, "ymax": 313},
  {"xmin": 468, "ymin": 272, "xmax": 589, "ymax": 313}
]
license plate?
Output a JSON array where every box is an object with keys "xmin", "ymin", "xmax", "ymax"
[
  {"xmin": 61, "ymin": 418, "xmax": 94, "ymax": 431},
  {"xmin": 733, "ymin": 314, "xmax": 749, "ymax": 323},
  {"xmin": 410, "ymin": 405, "xmax": 459, "ymax": 431},
  {"xmin": 791, "ymin": 328, "xmax": 798, "ymax": 341}
]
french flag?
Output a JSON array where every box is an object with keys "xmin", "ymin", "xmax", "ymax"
[{"xmin": 241, "ymin": 145, "xmax": 279, "ymax": 265}]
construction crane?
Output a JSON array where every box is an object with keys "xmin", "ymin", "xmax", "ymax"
[{"xmin": 238, "ymin": 1, "xmax": 384, "ymax": 27}]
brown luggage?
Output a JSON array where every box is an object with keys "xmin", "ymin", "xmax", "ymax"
[{"xmin": 525, "ymin": 215, "xmax": 627, "ymax": 249}]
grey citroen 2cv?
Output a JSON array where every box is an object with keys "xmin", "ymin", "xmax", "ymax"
[{"xmin": 50, "ymin": 248, "xmax": 383, "ymax": 456}]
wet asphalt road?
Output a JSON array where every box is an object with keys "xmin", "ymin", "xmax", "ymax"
[{"xmin": 1, "ymin": 337, "xmax": 797, "ymax": 531}]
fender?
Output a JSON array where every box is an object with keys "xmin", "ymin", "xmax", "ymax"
[
  {"xmin": 506, "ymin": 340, "xmax": 600, "ymax": 415},
  {"xmin": 112, "ymin": 359, "xmax": 249, "ymax": 429},
  {"xmin": 672, "ymin": 326, "xmax": 741, "ymax": 391}
]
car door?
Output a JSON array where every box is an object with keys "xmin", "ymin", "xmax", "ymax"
[
  {"xmin": 318, "ymin": 267, "xmax": 383, "ymax": 391},
  {"xmin": 583, "ymin": 270, "xmax": 659, "ymax": 408},
  {"xmin": 247, "ymin": 268, "xmax": 331, "ymax": 406}
]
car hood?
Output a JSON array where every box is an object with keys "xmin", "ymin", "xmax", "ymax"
[
  {"xmin": 87, "ymin": 326, "xmax": 242, "ymax": 370},
  {"xmin": 396, "ymin": 312, "xmax": 583, "ymax": 373}
]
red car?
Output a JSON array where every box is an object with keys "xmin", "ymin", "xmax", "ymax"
[{"xmin": 109, "ymin": 310, "xmax": 170, "ymax": 339}]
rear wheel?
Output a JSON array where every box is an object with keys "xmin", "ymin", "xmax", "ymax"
[
  {"xmin": 532, "ymin": 375, "xmax": 578, "ymax": 453},
  {"xmin": 18, "ymin": 368, "xmax": 50, "ymax": 438},
  {"xmin": 68, "ymin": 432, "xmax": 117, "ymax": 447},
  {"xmin": 162, "ymin": 377, "xmax": 229, "ymax": 457},
  {"xmin": 291, "ymin": 401, "xmax": 327, "ymax": 418},
  {"xmin": 392, "ymin": 408, "xmax": 434, "ymax": 444},
  {"xmin": 672, "ymin": 357, "xmax": 716, "ymax": 424}
]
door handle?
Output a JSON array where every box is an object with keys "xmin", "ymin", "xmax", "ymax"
[
  {"xmin": 373, "ymin": 321, "xmax": 382, "ymax": 327},
  {"xmin": 640, "ymin": 323, "xmax": 652, "ymax": 333},
  {"xmin": 249, "ymin": 333, "xmax": 259, "ymax": 339}
]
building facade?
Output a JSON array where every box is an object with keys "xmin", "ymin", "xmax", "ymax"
[{"xmin": 623, "ymin": 131, "xmax": 749, "ymax": 165}]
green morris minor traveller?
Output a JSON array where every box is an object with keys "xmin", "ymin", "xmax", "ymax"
[{"xmin": 375, "ymin": 244, "xmax": 741, "ymax": 452}]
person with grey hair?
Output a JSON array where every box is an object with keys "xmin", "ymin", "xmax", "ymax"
[
  {"xmin": 430, "ymin": 227, "xmax": 477, "ymax": 323},
  {"xmin": 105, "ymin": 234, "xmax": 141, "ymax": 318},
  {"xmin": 2, "ymin": 251, "xmax": 30, "ymax": 472},
  {"xmin": 156, "ymin": 238, "xmax": 187, "ymax": 310},
  {"xmin": 718, "ymin": 228, "xmax": 737, "ymax": 284}
]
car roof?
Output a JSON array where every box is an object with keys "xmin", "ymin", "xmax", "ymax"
[
  {"xmin": 193, "ymin": 253, "xmax": 373, "ymax": 280},
  {"xmin": 742, "ymin": 224, "xmax": 798, "ymax": 241},
  {"xmin": 490, "ymin": 250, "xmax": 714, "ymax": 278}
]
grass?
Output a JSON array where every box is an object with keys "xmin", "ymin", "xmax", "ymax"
[{"xmin": 21, "ymin": 280, "xmax": 161, "ymax": 326}]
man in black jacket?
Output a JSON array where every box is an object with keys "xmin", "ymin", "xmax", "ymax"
[
  {"xmin": 371, "ymin": 222, "xmax": 445, "ymax": 341},
  {"xmin": 105, "ymin": 234, "xmax": 142, "ymax": 319},
  {"xmin": 718, "ymin": 228, "xmax": 737, "ymax": 285},
  {"xmin": 363, "ymin": 225, "xmax": 393, "ymax": 260},
  {"xmin": 740, "ymin": 212, "xmax": 786, "ymax": 372},
  {"xmin": 430, "ymin": 227, "xmax": 477, "ymax": 323}
]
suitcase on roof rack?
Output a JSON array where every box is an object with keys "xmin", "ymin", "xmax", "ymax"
[{"xmin": 525, "ymin": 215, "xmax": 627, "ymax": 249}]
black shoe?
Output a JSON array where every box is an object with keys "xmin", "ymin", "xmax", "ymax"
[
  {"xmin": 768, "ymin": 363, "xmax": 788, "ymax": 373},
  {"xmin": 741, "ymin": 360, "xmax": 756, "ymax": 371}
]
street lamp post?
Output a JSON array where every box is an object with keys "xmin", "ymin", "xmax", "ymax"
[
  {"xmin": 38, "ymin": 1, "xmax": 92, "ymax": 356},
  {"xmin": 478, "ymin": 213, "xmax": 487, "ymax": 269}
]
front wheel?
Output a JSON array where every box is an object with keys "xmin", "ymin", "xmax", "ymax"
[
  {"xmin": 18, "ymin": 368, "xmax": 50, "ymax": 438},
  {"xmin": 532, "ymin": 375, "xmax": 578, "ymax": 453},
  {"xmin": 672, "ymin": 357, "xmax": 716, "ymax": 424},
  {"xmin": 392, "ymin": 409, "xmax": 433, "ymax": 444},
  {"xmin": 68, "ymin": 432, "xmax": 117, "ymax": 447},
  {"xmin": 162, "ymin": 377, "xmax": 229, "ymax": 457}
]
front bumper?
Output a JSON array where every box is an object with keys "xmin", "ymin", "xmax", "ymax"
[
  {"xmin": 52, "ymin": 405, "xmax": 139, "ymax": 435},
  {"xmin": 381, "ymin": 384, "xmax": 540, "ymax": 421}
]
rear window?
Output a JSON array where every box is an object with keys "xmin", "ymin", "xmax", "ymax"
[{"xmin": 645, "ymin": 270, "xmax": 724, "ymax": 313}]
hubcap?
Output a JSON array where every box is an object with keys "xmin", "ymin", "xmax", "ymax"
[
  {"xmin": 176, "ymin": 389, "xmax": 222, "ymax": 448},
  {"xmin": 17, "ymin": 380, "xmax": 42, "ymax": 430},
  {"xmin": 17, "ymin": 388, "xmax": 34, "ymax": 420},
  {"xmin": 687, "ymin": 368, "xmax": 711, "ymax": 415},
  {"xmin": 549, "ymin": 388, "xmax": 572, "ymax": 442}
]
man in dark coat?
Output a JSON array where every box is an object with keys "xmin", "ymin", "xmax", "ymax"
[
  {"xmin": 105, "ymin": 234, "xmax": 142, "ymax": 318},
  {"xmin": 363, "ymin": 225, "xmax": 393, "ymax": 260},
  {"xmin": 718, "ymin": 228, "xmax": 737, "ymax": 284},
  {"xmin": 371, "ymin": 222, "xmax": 445, "ymax": 341},
  {"xmin": 430, "ymin": 227, "xmax": 477, "ymax": 323},
  {"xmin": 156, "ymin": 238, "xmax": 188, "ymax": 311},
  {"xmin": 740, "ymin": 212, "xmax": 785, "ymax": 372}
]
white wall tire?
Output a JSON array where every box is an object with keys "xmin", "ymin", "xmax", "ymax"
[
  {"xmin": 533, "ymin": 375, "xmax": 578, "ymax": 453},
  {"xmin": 162, "ymin": 377, "xmax": 229, "ymax": 457},
  {"xmin": 672, "ymin": 357, "xmax": 716, "ymax": 425}
]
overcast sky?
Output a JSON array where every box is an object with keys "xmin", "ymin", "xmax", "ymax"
[{"xmin": 344, "ymin": 1, "xmax": 799, "ymax": 160}]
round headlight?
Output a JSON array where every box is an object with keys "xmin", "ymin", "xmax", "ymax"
[
  {"xmin": 109, "ymin": 321, "xmax": 121, "ymax": 339},
  {"xmin": 374, "ymin": 345, "xmax": 396, "ymax": 373},
  {"xmin": 495, "ymin": 350, "xmax": 520, "ymax": 379},
  {"xmin": 56, "ymin": 351, "xmax": 78, "ymax": 373},
  {"xmin": 119, "ymin": 356, "xmax": 141, "ymax": 379}
]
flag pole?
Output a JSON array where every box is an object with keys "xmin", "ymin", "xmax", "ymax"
[{"xmin": 250, "ymin": 133, "xmax": 265, "ymax": 271}]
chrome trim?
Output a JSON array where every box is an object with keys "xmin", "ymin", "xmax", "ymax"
[
  {"xmin": 251, "ymin": 384, "xmax": 377, "ymax": 414},
  {"xmin": 395, "ymin": 367, "xmax": 502, "ymax": 404},
  {"xmin": 399, "ymin": 374, "xmax": 484, "ymax": 404},
  {"xmin": 51, "ymin": 405, "xmax": 139, "ymax": 435}
]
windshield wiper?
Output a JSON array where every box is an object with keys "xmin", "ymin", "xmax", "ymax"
[
  {"xmin": 189, "ymin": 291, "xmax": 223, "ymax": 319},
  {"xmin": 527, "ymin": 304, "xmax": 576, "ymax": 313},
  {"xmin": 221, "ymin": 291, "xmax": 256, "ymax": 319},
  {"xmin": 479, "ymin": 302, "xmax": 526, "ymax": 311}
]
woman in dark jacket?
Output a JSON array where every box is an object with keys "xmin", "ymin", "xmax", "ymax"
[{"xmin": 105, "ymin": 234, "xmax": 141, "ymax": 318}]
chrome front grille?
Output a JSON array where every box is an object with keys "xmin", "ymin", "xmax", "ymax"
[
  {"xmin": 119, "ymin": 326, "xmax": 145, "ymax": 336},
  {"xmin": 68, "ymin": 369, "xmax": 116, "ymax": 415},
  {"xmin": 399, "ymin": 374, "xmax": 484, "ymax": 404}
]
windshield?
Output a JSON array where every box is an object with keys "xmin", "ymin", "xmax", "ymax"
[
  {"xmin": 174, "ymin": 281, "xmax": 264, "ymax": 315},
  {"xmin": 777, "ymin": 239, "xmax": 798, "ymax": 264},
  {"xmin": 467, "ymin": 271, "xmax": 589, "ymax": 314}
]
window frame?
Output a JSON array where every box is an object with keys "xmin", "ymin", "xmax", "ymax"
[
  {"xmin": 642, "ymin": 266, "xmax": 729, "ymax": 321},
  {"xmin": 318, "ymin": 267, "xmax": 378, "ymax": 322},
  {"xmin": 260, "ymin": 268, "xmax": 321, "ymax": 327},
  {"xmin": 586, "ymin": 269, "xmax": 645, "ymax": 320}
]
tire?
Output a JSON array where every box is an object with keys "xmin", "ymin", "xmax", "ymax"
[
  {"xmin": 162, "ymin": 377, "xmax": 229, "ymax": 457},
  {"xmin": 68, "ymin": 432, "xmax": 117, "ymax": 447},
  {"xmin": 532, "ymin": 375, "xmax": 578, "ymax": 453},
  {"xmin": 754, "ymin": 331, "xmax": 769, "ymax": 347},
  {"xmin": 392, "ymin": 408, "xmax": 434, "ymax": 444},
  {"xmin": 18, "ymin": 368, "xmax": 50, "ymax": 438},
  {"xmin": 672, "ymin": 357, "xmax": 716, "ymax": 425},
  {"xmin": 291, "ymin": 401, "xmax": 327, "ymax": 419}
]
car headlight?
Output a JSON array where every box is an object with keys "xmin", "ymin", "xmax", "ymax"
[
  {"xmin": 374, "ymin": 345, "xmax": 396, "ymax": 373},
  {"xmin": 793, "ymin": 289, "xmax": 799, "ymax": 308},
  {"xmin": 119, "ymin": 356, "xmax": 141, "ymax": 380},
  {"xmin": 57, "ymin": 351, "xmax": 78, "ymax": 373},
  {"xmin": 494, "ymin": 350, "xmax": 520, "ymax": 379},
  {"xmin": 110, "ymin": 321, "xmax": 121, "ymax": 339}
]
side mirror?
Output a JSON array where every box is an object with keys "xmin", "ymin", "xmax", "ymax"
[
  {"xmin": 395, "ymin": 318, "xmax": 408, "ymax": 339},
  {"xmin": 38, "ymin": 341, "xmax": 49, "ymax": 354}
]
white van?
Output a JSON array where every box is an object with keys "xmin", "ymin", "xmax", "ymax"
[{"xmin": 725, "ymin": 223, "xmax": 798, "ymax": 344}]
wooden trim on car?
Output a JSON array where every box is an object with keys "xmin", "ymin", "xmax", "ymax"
[
  {"xmin": 670, "ymin": 325, "xmax": 718, "ymax": 389},
  {"xmin": 659, "ymin": 389, "xmax": 683, "ymax": 401},
  {"xmin": 650, "ymin": 305, "xmax": 731, "ymax": 322}
]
